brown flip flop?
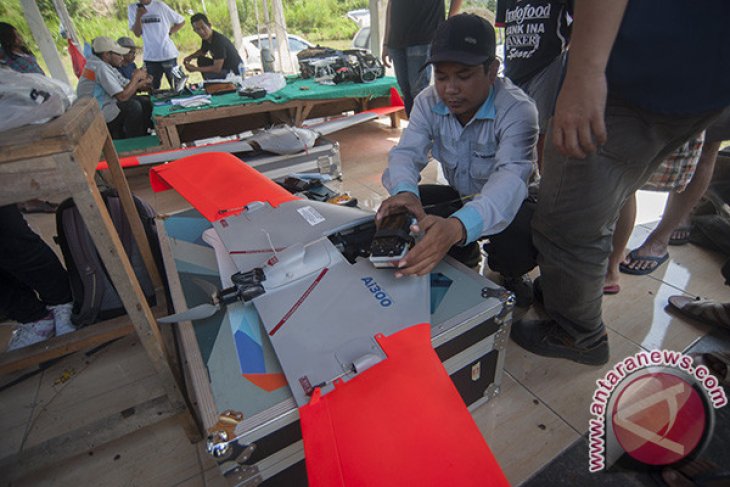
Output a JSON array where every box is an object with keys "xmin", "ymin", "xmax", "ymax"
[{"xmin": 668, "ymin": 295, "xmax": 730, "ymax": 329}]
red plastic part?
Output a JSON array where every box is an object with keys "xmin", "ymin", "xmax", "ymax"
[
  {"xmin": 389, "ymin": 86, "xmax": 405, "ymax": 107},
  {"xmin": 96, "ymin": 156, "xmax": 140, "ymax": 170},
  {"xmin": 363, "ymin": 87, "xmax": 405, "ymax": 117},
  {"xmin": 148, "ymin": 152, "xmax": 298, "ymax": 221},
  {"xmin": 299, "ymin": 324, "xmax": 509, "ymax": 487},
  {"xmin": 68, "ymin": 39, "xmax": 86, "ymax": 78}
]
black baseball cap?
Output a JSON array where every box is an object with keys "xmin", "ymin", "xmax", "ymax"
[{"xmin": 424, "ymin": 14, "xmax": 496, "ymax": 67}]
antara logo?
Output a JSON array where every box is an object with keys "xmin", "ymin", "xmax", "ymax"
[{"xmin": 361, "ymin": 277, "xmax": 393, "ymax": 307}]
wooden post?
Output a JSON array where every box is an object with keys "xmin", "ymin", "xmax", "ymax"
[
  {"xmin": 369, "ymin": 0, "xmax": 385, "ymax": 59},
  {"xmin": 52, "ymin": 0, "xmax": 79, "ymax": 46},
  {"xmin": 101, "ymin": 136, "xmax": 163, "ymax": 289},
  {"xmin": 261, "ymin": 0, "xmax": 275, "ymax": 72},
  {"xmin": 227, "ymin": 0, "xmax": 243, "ymax": 50},
  {"xmin": 20, "ymin": 0, "xmax": 70, "ymax": 85},
  {"xmin": 271, "ymin": 0, "xmax": 294, "ymax": 73}
]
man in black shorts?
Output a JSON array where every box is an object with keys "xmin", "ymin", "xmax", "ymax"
[{"xmin": 183, "ymin": 13, "xmax": 243, "ymax": 79}]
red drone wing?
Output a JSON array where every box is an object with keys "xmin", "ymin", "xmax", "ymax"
[
  {"xmin": 149, "ymin": 152, "xmax": 297, "ymax": 221},
  {"xmin": 300, "ymin": 324, "xmax": 508, "ymax": 487}
]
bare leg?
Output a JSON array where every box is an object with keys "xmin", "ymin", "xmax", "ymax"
[
  {"xmin": 670, "ymin": 140, "xmax": 722, "ymax": 242},
  {"xmin": 622, "ymin": 141, "xmax": 721, "ymax": 272},
  {"xmin": 606, "ymin": 194, "xmax": 636, "ymax": 290}
]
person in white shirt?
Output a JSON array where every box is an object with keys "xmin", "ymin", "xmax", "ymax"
[
  {"xmin": 128, "ymin": 0, "xmax": 185, "ymax": 89},
  {"xmin": 378, "ymin": 14, "xmax": 539, "ymax": 307}
]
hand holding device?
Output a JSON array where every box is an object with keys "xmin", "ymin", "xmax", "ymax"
[{"xmin": 369, "ymin": 211, "xmax": 417, "ymax": 268}]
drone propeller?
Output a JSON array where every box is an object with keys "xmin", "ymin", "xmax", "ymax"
[
  {"xmin": 189, "ymin": 276, "xmax": 221, "ymax": 296},
  {"xmin": 157, "ymin": 269, "xmax": 267, "ymax": 324},
  {"xmin": 157, "ymin": 303, "xmax": 221, "ymax": 323}
]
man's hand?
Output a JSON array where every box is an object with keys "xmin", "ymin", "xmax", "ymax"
[
  {"xmin": 135, "ymin": 5, "xmax": 147, "ymax": 17},
  {"xmin": 137, "ymin": 73, "xmax": 153, "ymax": 91},
  {"xmin": 183, "ymin": 58, "xmax": 198, "ymax": 72},
  {"xmin": 395, "ymin": 216, "xmax": 464, "ymax": 277},
  {"xmin": 376, "ymin": 192, "xmax": 425, "ymax": 224},
  {"xmin": 131, "ymin": 68, "xmax": 149, "ymax": 84},
  {"xmin": 381, "ymin": 45, "xmax": 391, "ymax": 69},
  {"xmin": 551, "ymin": 70, "xmax": 608, "ymax": 159}
]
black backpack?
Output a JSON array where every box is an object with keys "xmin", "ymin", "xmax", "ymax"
[{"xmin": 55, "ymin": 190, "xmax": 163, "ymax": 326}]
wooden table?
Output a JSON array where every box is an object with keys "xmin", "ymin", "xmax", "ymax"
[
  {"xmin": 153, "ymin": 77, "xmax": 404, "ymax": 149},
  {"xmin": 0, "ymin": 98, "xmax": 199, "ymax": 481}
]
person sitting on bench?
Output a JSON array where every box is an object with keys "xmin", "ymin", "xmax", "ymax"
[
  {"xmin": 183, "ymin": 13, "xmax": 243, "ymax": 80},
  {"xmin": 77, "ymin": 36, "xmax": 154, "ymax": 139}
]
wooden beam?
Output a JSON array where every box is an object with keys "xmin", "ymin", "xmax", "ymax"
[
  {"xmin": 101, "ymin": 135, "xmax": 164, "ymax": 290},
  {"xmin": 0, "ymin": 395, "xmax": 181, "ymax": 482},
  {"xmin": 369, "ymin": 0, "xmax": 385, "ymax": 59},
  {"xmin": 0, "ymin": 314, "xmax": 135, "ymax": 375},
  {"xmin": 271, "ymin": 0, "xmax": 293, "ymax": 73},
  {"xmin": 52, "ymin": 0, "xmax": 79, "ymax": 46},
  {"xmin": 53, "ymin": 106, "xmax": 199, "ymax": 442},
  {"xmin": 156, "ymin": 219, "xmax": 218, "ymax": 430},
  {"xmin": 20, "ymin": 0, "xmax": 70, "ymax": 85}
]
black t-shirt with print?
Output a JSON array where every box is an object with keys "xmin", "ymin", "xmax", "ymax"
[
  {"xmin": 201, "ymin": 30, "xmax": 243, "ymax": 74},
  {"xmin": 496, "ymin": 0, "xmax": 573, "ymax": 85}
]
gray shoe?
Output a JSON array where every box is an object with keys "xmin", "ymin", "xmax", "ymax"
[{"xmin": 50, "ymin": 302, "xmax": 76, "ymax": 336}]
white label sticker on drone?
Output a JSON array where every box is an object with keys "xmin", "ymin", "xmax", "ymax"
[{"xmin": 297, "ymin": 206, "xmax": 325, "ymax": 226}]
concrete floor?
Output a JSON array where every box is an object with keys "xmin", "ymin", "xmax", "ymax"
[{"xmin": 1, "ymin": 117, "xmax": 728, "ymax": 486}]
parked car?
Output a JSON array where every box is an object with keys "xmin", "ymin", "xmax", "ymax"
[
  {"xmin": 239, "ymin": 33, "xmax": 313, "ymax": 74},
  {"xmin": 348, "ymin": 9, "xmax": 370, "ymax": 51}
]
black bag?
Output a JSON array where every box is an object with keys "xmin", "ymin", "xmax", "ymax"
[
  {"xmin": 297, "ymin": 46, "xmax": 341, "ymax": 79},
  {"xmin": 55, "ymin": 190, "xmax": 163, "ymax": 326},
  {"xmin": 337, "ymin": 49, "xmax": 385, "ymax": 84},
  {"xmin": 298, "ymin": 46, "xmax": 385, "ymax": 83}
]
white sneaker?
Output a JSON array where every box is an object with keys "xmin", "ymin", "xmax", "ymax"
[
  {"xmin": 50, "ymin": 302, "xmax": 76, "ymax": 336},
  {"xmin": 7, "ymin": 313, "xmax": 55, "ymax": 351}
]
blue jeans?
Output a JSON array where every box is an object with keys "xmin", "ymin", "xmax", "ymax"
[
  {"xmin": 389, "ymin": 44, "xmax": 431, "ymax": 116},
  {"xmin": 145, "ymin": 58, "xmax": 177, "ymax": 90}
]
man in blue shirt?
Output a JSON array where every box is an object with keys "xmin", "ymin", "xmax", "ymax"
[
  {"xmin": 378, "ymin": 14, "xmax": 539, "ymax": 306},
  {"xmin": 512, "ymin": 0, "xmax": 730, "ymax": 365},
  {"xmin": 116, "ymin": 36, "xmax": 139, "ymax": 80}
]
